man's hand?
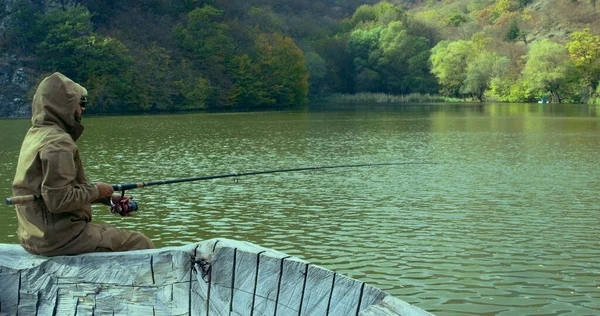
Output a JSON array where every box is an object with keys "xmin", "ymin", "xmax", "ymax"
[{"xmin": 95, "ymin": 182, "xmax": 114, "ymax": 198}]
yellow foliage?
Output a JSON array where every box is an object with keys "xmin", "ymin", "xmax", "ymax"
[
  {"xmin": 566, "ymin": 28, "xmax": 600, "ymax": 66},
  {"xmin": 494, "ymin": 11, "xmax": 520, "ymax": 27},
  {"xmin": 413, "ymin": 10, "xmax": 446, "ymax": 29},
  {"xmin": 476, "ymin": 6, "xmax": 495, "ymax": 25},
  {"xmin": 493, "ymin": 0, "xmax": 519, "ymax": 15},
  {"xmin": 521, "ymin": 8, "xmax": 534, "ymax": 22},
  {"xmin": 471, "ymin": 32, "xmax": 493, "ymax": 50}
]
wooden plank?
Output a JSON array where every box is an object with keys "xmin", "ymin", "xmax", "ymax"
[
  {"xmin": 192, "ymin": 240, "xmax": 224, "ymax": 316},
  {"xmin": 326, "ymin": 275, "xmax": 387, "ymax": 315},
  {"xmin": 230, "ymin": 246, "xmax": 258, "ymax": 315},
  {"xmin": 17, "ymin": 265, "xmax": 58, "ymax": 316},
  {"xmin": 294, "ymin": 264, "xmax": 331, "ymax": 315},
  {"xmin": 206, "ymin": 245, "xmax": 235, "ymax": 313},
  {"xmin": 45, "ymin": 252, "xmax": 155, "ymax": 286},
  {"xmin": 328, "ymin": 272, "xmax": 363, "ymax": 315},
  {"xmin": 252, "ymin": 251, "xmax": 281, "ymax": 315},
  {"xmin": 359, "ymin": 284, "xmax": 387, "ymax": 313},
  {"xmin": 94, "ymin": 285, "xmax": 162, "ymax": 315},
  {"xmin": 379, "ymin": 295, "xmax": 434, "ymax": 316},
  {"xmin": 55, "ymin": 286, "xmax": 78, "ymax": 315},
  {"xmin": 0, "ymin": 267, "xmax": 20, "ymax": 314},
  {"xmin": 33, "ymin": 286, "xmax": 60, "ymax": 316},
  {"xmin": 0, "ymin": 239, "xmax": 433, "ymax": 316},
  {"xmin": 360, "ymin": 304, "xmax": 400, "ymax": 316},
  {"xmin": 275, "ymin": 258, "xmax": 308, "ymax": 315},
  {"xmin": 189, "ymin": 273, "xmax": 204, "ymax": 316}
]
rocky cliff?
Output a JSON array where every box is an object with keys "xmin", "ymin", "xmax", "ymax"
[
  {"xmin": 0, "ymin": 55, "xmax": 34, "ymax": 118},
  {"xmin": 0, "ymin": 0, "xmax": 76, "ymax": 118}
]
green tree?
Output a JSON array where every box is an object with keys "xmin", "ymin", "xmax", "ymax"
[
  {"xmin": 254, "ymin": 33, "xmax": 309, "ymax": 106},
  {"xmin": 230, "ymin": 54, "xmax": 274, "ymax": 107},
  {"xmin": 463, "ymin": 52, "xmax": 510, "ymax": 101},
  {"xmin": 430, "ymin": 40, "xmax": 476, "ymax": 97},
  {"xmin": 174, "ymin": 5, "xmax": 234, "ymax": 69},
  {"xmin": 346, "ymin": 26, "xmax": 382, "ymax": 92},
  {"xmin": 174, "ymin": 5, "xmax": 236, "ymax": 107},
  {"xmin": 448, "ymin": 14, "xmax": 468, "ymax": 27},
  {"xmin": 247, "ymin": 6, "xmax": 284, "ymax": 34},
  {"xmin": 135, "ymin": 43, "xmax": 176, "ymax": 111},
  {"xmin": 177, "ymin": 76, "xmax": 214, "ymax": 110},
  {"xmin": 377, "ymin": 21, "xmax": 435, "ymax": 94},
  {"xmin": 304, "ymin": 52, "xmax": 328, "ymax": 95},
  {"xmin": 522, "ymin": 39, "xmax": 575, "ymax": 103},
  {"xmin": 566, "ymin": 28, "xmax": 600, "ymax": 101},
  {"xmin": 173, "ymin": 58, "xmax": 214, "ymax": 111},
  {"xmin": 312, "ymin": 35, "xmax": 355, "ymax": 93},
  {"xmin": 5, "ymin": 0, "xmax": 46, "ymax": 53},
  {"xmin": 35, "ymin": 6, "xmax": 140, "ymax": 112},
  {"xmin": 504, "ymin": 19, "xmax": 525, "ymax": 42},
  {"xmin": 373, "ymin": 2, "xmax": 405, "ymax": 26},
  {"xmin": 351, "ymin": 5, "xmax": 378, "ymax": 25},
  {"xmin": 489, "ymin": 77, "xmax": 535, "ymax": 102}
]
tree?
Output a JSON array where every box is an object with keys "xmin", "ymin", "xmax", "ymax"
[
  {"xmin": 430, "ymin": 34, "xmax": 511, "ymax": 101},
  {"xmin": 136, "ymin": 43, "xmax": 176, "ymax": 111},
  {"xmin": 5, "ymin": 0, "xmax": 46, "ymax": 53},
  {"xmin": 463, "ymin": 52, "xmax": 510, "ymax": 101},
  {"xmin": 346, "ymin": 26, "xmax": 382, "ymax": 92},
  {"xmin": 312, "ymin": 35, "xmax": 355, "ymax": 93},
  {"xmin": 304, "ymin": 52, "xmax": 328, "ymax": 95},
  {"xmin": 448, "ymin": 14, "xmax": 468, "ymax": 27},
  {"xmin": 373, "ymin": 2, "xmax": 405, "ymax": 26},
  {"xmin": 246, "ymin": 6, "xmax": 284, "ymax": 34},
  {"xmin": 430, "ymin": 40, "xmax": 476, "ymax": 97},
  {"xmin": 254, "ymin": 33, "xmax": 309, "ymax": 106},
  {"xmin": 174, "ymin": 74, "xmax": 214, "ymax": 110},
  {"xmin": 34, "ymin": 6, "xmax": 140, "ymax": 112},
  {"xmin": 566, "ymin": 28, "xmax": 600, "ymax": 101},
  {"xmin": 174, "ymin": 5, "xmax": 236, "ymax": 107},
  {"xmin": 522, "ymin": 39, "xmax": 575, "ymax": 103},
  {"xmin": 351, "ymin": 4, "xmax": 378, "ymax": 26},
  {"xmin": 377, "ymin": 21, "xmax": 435, "ymax": 94},
  {"xmin": 504, "ymin": 19, "xmax": 525, "ymax": 42},
  {"xmin": 230, "ymin": 54, "xmax": 274, "ymax": 107}
]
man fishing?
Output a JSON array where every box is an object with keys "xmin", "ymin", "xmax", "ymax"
[{"xmin": 11, "ymin": 72, "xmax": 154, "ymax": 256}]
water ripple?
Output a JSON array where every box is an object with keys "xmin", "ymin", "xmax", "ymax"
[{"xmin": 1, "ymin": 108, "xmax": 599, "ymax": 315}]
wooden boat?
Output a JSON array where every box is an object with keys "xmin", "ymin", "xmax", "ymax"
[{"xmin": 0, "ymin": 238, "xmax": 432, "ymax": 315}]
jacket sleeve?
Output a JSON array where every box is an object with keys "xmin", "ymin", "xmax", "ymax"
[{"xmin": 40, "ymin": 140, "xmax": 99, "ymax": 213}]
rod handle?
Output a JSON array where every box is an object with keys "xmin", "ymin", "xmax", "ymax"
[
  {"xmin": 6, "ymin": 184, "xmax": 142, "ymax": 205},
  {"xmin": 112, "ymin": 183, "xmax": 143, "ymax": 191},
  {"xmin": 6, "ymin": 195, "xmax": 40, "ymax": 205}
]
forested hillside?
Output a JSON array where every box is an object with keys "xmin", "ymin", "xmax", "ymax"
[{"xmin": 1, "ymin": 0, "xmax": 599, "ymax": 115}]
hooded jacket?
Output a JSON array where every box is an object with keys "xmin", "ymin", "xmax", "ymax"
[{"xmin": 12, "ymin": 72, "xmax": 102, "ymax": 255}]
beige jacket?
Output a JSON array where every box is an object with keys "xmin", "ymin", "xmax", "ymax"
[{"xmin": 12, "ymin": 72, "xmax": 102, "ymax": 255}]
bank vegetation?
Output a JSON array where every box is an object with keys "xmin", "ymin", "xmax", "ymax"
[{"xmin": 1, "ymin": 0, "xmax": 599, "ymax": 114}]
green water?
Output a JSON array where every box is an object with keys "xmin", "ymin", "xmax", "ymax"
[{"xmin": 1, "ymin": 103, "xmax": 599, "ymax": 315}]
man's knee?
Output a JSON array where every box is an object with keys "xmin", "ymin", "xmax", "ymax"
[
  {"xmin": 131, "ymin": 232, "xmax": 155, "ymax": 250},
  {"xmin": 96, "ymin": 224, "xmax": 155, "ymax": 251}
]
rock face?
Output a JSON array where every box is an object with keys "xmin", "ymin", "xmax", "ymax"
[
  {"xmin": 0, "ymin": 56, "xmax": 35, "ymax": 118},
  {"xmin": 0, "ymin": 0, "xmax": 76, "ymax": 118}
]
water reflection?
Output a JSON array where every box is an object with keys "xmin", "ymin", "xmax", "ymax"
[{"xmin": 0, "ymin": 103, "xmax": 599, "ymax": 315}]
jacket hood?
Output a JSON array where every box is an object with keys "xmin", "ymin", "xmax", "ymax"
[{"xmin": 31, "ymin": 72, "xmax": 87, "ymax": 140}]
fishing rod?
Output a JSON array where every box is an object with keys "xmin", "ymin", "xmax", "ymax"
[{"xmin": 6, "ymin": 162, "xmax": 437, "ymax": 214}]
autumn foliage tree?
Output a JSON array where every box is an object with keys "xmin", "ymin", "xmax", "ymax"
[
  {"xmin": 3, "ymin": 0, "xmax": 600, "ymax": 112},
  {"xmin": 566, "ymin": 28, "xmax": 600, "ymax": 101},
  {"xmin": 254, "ymin": 33, "xmax": 309, "ymax": 106}
]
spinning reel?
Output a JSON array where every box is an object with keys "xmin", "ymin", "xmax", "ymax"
[{"xmin": 109, "ymin": 191, "xmax": 139, "ymax": 216}]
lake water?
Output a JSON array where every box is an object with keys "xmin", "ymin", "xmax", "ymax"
[{"xmin": 0, "ymin": 103, "xmax": 598, "ymax": 315}]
